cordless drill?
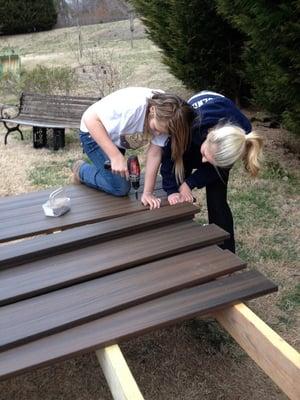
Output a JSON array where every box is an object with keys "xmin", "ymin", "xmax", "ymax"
[{"xmin": 104, "ymin": 155, "xmax": 141, "ymax": 200}]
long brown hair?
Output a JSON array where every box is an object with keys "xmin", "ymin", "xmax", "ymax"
[{"xmin": 146, "ymin": 92, "xmax": 194, "ymax": 182}]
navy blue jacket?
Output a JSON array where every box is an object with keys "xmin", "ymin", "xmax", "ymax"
[{"xmin": 161, "ymin": 92, "xmax": 252, "ymax": 195}]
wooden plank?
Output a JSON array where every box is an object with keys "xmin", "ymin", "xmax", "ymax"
[
  {"xmin": 0, "ymin": 203, "xmax": 198, "ymax": 269},
  {"xmin": 1, "ymin": 118, "xmax": 80, "ymax": 129},
  {"xmin": 0, "ymin": 184, "xmax": 167, "ymax": 243},
  {"xmin": 0, "ymin": 177, "xmax": 162, "ymax": 211},
  {"xmin": 0, "ymin": 246, "xmax": 245, "ymax": 350},
  {"xmin": 15, "ymin": 93, "xmax": 98, "ymax": 124},
  {"xmin": 0, "ymin": 182, "xmax": 163, "ymax": 222},
  {"xmin": 215, "ymin": 303, "xmax": 300, "ymax": 400},
  {"xmin": 96, "ymin": 345, "xmax": 145, "ymax": 400},
  {"xmin": 22, "ymin": 93, "xmax": 98, "ymax": 102},
  {"xmin": 0, "ymin": 223, "xmax": 229, "ymax": 306},
  {"xmin": 0, "ymin": 270, "xmax": 277, "ymax": 380},
  {"xmin": 0, "ymin": 185, "xmax": 100, "ymax": 208}
]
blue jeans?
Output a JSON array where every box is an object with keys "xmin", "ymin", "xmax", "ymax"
[{"xmin": 78, "ymin": 132, "xmax": 131, "ymax": 197}]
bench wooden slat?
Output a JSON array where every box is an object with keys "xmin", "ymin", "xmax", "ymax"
[
  {"xmin": 1, "ymin": 117, "xmax": 80, "ymax": 129},
  {"xmin": 1, "ymin": 93, "xmax": 99, "ymax": 144},
  {"xmin": 0, "ymin": 246, "xmax": 246, "ymax": 351},
  {"xmin": 0, "ymin": 270, "xmax": 277, "ymax": 381},
  {"xmin": 22, "ymin": 93, "xmax": 98, "ymax": 102},
  {"xmin": 0, "ymin": 223, "xmax": 229, "ymax": 306},
  {"xmin": 0, "ymin": 203, "xmax": 198, "ymax": 269}
]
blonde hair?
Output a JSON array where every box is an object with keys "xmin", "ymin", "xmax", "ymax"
[
  {"xmin": 206, "ymin": 124, "xmax": 263, "ymax": 176},
  {"xmin": 146, "ymin": 92, "xmax": 194, "ymax": 182}
]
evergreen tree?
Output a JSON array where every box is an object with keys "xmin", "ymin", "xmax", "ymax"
[
  {"xmin": 217, "ymin": 0, "xmax": 300, "ymax": 134},
  {"xmin": 0, "ymin": 0, "xmax": 57, "ymax": 35},
  {"xmin": 130, "ymin": 0, "xmax": 247, "ymax": 100}
]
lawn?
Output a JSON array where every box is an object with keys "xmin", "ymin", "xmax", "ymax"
[{"xmin": 0, "ymin": 18, "xmax": 299, "ymax": 400}]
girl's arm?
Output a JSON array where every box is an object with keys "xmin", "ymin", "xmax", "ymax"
[
  {"xmin": 83, "ymin": 109, "xmax": 129, "ymax": 179},
  {"xmin": 141, "ymin": 143, "xmax": 162, "ymax": 210}
]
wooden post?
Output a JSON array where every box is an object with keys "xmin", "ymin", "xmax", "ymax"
[
  {"xmin": 215, "ymin": 303, "xmax": 300, "ymax": 400},
  {"xmin": 96, "ymin": 344, "xmax": 144, "ymax": 400}
]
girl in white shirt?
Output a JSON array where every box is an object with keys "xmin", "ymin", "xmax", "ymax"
[{"xmin": 73, "ymin": 87, "xmax": 194, "ymax": 209}]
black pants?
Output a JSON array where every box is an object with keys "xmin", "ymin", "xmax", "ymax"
[{"xmin": 206, "ymin": 169, "xmax": 235, "ymax": 253}]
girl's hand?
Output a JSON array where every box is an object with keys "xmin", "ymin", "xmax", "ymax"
[
  {"xmin": 168, "ymin": 193, "xmax": 181, "ymax": 205},
  {"xmin": 179, "ymin": 182, "xmax": 194, "ymax": 203},
  {"xmin": 110, "ymin": 154, "xmax": 129, "ymax": 179},
  {"xmin": 141, "ymin": 192, "xmax": 161, "ymax": 210}
]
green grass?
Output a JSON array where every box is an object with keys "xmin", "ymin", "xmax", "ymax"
[
  {"xmin": 229, "ymin": 186, "xmax": 279, "ymax": 228},
  {"xmin": 278, "ymin": 284, "xmax": 300, "ymax": 313},
  {"xmin": 28, "ymin": 159, "xmax": 74, "ymax": 188}
]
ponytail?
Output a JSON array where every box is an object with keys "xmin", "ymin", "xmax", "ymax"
[
  {"xmin": 243, "ymin": 131, "xmax": 263, "ymax": 176},
  {"xmin": 206, "ymin": 124, "xmax": 263, "ymax": 176}
]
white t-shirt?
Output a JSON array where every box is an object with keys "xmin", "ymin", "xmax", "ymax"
[{"xmin": 80, "ymin": 87, "xmax": 169, "ymax": 149}]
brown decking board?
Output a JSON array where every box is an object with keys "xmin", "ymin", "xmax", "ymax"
[
  {"xmin": 0, "ymin": 176, "xmax": 161, "ymax": 210},
  {"xmin": 0, "ymin": 203, "xmax": 199, "ymax": 269},
  {"xmin": 0, "ymin": 246, "xmax": 246, "ymax": 351},
  {"xmin": 0, "ymin": 184, "xmax": 278, "ymax": 383},
  {"xmin": 0, "ymin": 270, "xmax": 277, "ymax": 380},
  {"xmin": 0, "ymin": 223, "xmax": 229, "ymax": 306},
  {"xmin": 0, "ymin": 183, "xmax": 165, "ymax": 243}
]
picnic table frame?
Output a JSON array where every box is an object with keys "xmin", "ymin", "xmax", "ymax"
[{"xmin": 0, "ymin": 184, "xmax": 299, "ymax": 400}]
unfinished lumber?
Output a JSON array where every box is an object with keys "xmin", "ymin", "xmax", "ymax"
[
  {"xmin": 215, "ymin": 303, "xmax": 300, "ymax": 400},
  {"xmin": 96, "ymin": 344, "xmax": 144, "ymax": 400}
]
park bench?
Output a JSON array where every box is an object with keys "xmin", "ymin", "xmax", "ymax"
[
  {"xmin": 0, "ymin": 92, "xmax": 98, "ymax": 149},
  {"xmin": 0, "ymin": 184, "xmax": 299, "ymax": 400}
]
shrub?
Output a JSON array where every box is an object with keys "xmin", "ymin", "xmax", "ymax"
[
  {"xmin": 130, "ymin": 0, "xmax": 248, "ymax": 100},
  {"xmin": 0, "ymin": 65, "xmax": 77, "ymax": 100},
  {"xmin": 217, "ymin": 0, "xmax": 300, "ymax": 135},
  {"xmin": 0, "ymin": 0, "xmax": 57, "ymax": 35}
]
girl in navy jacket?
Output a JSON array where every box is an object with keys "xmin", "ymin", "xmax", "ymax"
[{"xmin": 160, "ymin": 91, "xmax": 263, "ymax": 253}]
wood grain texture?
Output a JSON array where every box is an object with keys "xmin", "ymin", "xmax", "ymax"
[
  {"xmin": 0, "ymin": 203, "xmax": 199, "ymax": 269},
  {"xmin": 1, "ymin": 93, "xmax": 99, "ymax": 129},
  {"xmin": 96, "ymin": 345, "xmax": 145, "ymax": 400},
  {"xmin": 0, "ymin": 223, "xmax": 229, "ymax": 306},
  {"xmin": 0, "ymin": 183, "xmax": 165, "ymax": 243},
  {"xmin": 215, "ymin": 304, "xmax": 300, "ymax": 400},
  {"xmin": 0, "ymin": 246, "xmax": 245, "ymax": 350},
  {"xmin": 0, "ymin": 270, "xmax": 277, "ymax": 380}
]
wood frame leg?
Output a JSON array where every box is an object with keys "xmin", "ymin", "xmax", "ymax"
[
  {"xmin": 96, "ymin": 344, "xmax": 145, "ymax": 400},
  {"xmin": 214, "ymin": 303, "xmax": 300, "ymax": 400}
]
